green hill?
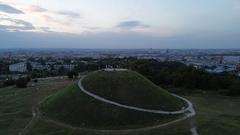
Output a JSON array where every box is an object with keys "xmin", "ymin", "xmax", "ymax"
[
  {"xmin": 40, "ymin": 70, "xmax": 186, "ymax": 129},
  {"xmin": 82, "ymin": 70, "xmax": 186, "ymax": 111},
  {"xmin": 40, "ymin": 84, "xmax": 180, "ymax": 129}
]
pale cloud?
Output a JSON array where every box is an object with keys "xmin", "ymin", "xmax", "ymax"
[
  {"xmin": 40, "ymin": 15, "xmax": 71, "ymax": 26},
  {"xmin": 39, "ymin": 26, "xmax": 53, "ymax": 33},
  {"xmin": 25, "ymin": 5, "xmax": 80, "ymax": 18},
  {"xmin": 0, "ymin": 3, "xmax": 23, "ymax": 14},
  {"xmin": 117, "ymin": 20, "xmax": 150, "ymax": 29},
  {"xmin": 55, "ymin": 11, "xmax": 80, "ymax": 18},
  {"xmin": 25, "ymin": 5, "xmax": 47, "ymax": 13},
  {"xmin": 0, "ymin": 17, "xmax": 35, "ymax": 31}
]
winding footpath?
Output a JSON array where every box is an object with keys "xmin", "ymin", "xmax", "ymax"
[
  {"xmin": 19, "ymin": 75, "xmax": 198, "ymax": 135},
  {"xmin": 78, "ymin": 75, "xmax": 195, "ymax": 116},
  {"xmin": 78, "ymin": 75, "xmax": 198, "ymax": 134}
]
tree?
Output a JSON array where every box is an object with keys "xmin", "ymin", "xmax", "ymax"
[
  {"xmin": 68, "ymin": 71, "xmax": 78, "ymax": 79},
  {"xmin": 3, "ymin": 79, "xmax": 15, "ymax": 87},
  {"xmin": 68, "ymin": 72, "xmax": 74, "ymax": 79},
  {"xmin": 228, "ymin": 79, "xmax": 240, "ymax": 96},
  {"xmin": 34, "ymin": 79, "xmax": 38, "ymax": 83},
  {"xmin": 16, "ymin": 78, "xmax": 28, "ymax": 88},
  {"xmin": 73, "ymin": 72, "xmax": 79, "ymax": 78}
]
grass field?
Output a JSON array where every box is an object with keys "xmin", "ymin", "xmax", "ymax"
[
  {"xmin": 82, "ymin": 70, "xmax": 186, "ymax": 111},
  {"xmin": 189, "ymin": 95, "xmax": 240, "ymax": 135},
  {"xmin": 0, "ymin": 76, "xmax": 240, "ymax": 135},
  {"xmin": 0, "ymin": 77, "xmax": 72, "ymax": 135}
]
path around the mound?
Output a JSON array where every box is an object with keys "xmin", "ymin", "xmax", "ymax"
[
  {"xmin": 78, "ymin": 75, "xmax": 198, "ymax": 134},
  {"xmin": 19, "ymin": 75, "xmax": 198, "ymax": 135},
  {"xmin": 78, "ymin": 75, "xmax": 195, "ymax": 116}
]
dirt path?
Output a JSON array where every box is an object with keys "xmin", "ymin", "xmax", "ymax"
[{"xmin": 18, "ymin": 107, "xmax": 39, "ymax": 135}]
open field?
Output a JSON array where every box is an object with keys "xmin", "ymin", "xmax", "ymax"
[
  {"xmin": 0, "ymin": 77, "xmax": 72, "ymax": 135},
  {"xmin": 0, "ymin": 77, "xmax": 239, "ymax": 135},
  {"xmin": 189, "ymin": 95, "xmax": 240, "ymax": 135}
]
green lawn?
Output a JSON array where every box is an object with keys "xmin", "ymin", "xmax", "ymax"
[
  {"xmin": 0, "ymin": 78, "xmax": 72, "ymax": 135},
  {"xmin": 188, "ymin": 95, "xmax": 240, "ymax": 135},
  {"xmin": 82, "ymin": 70, "xmax": 186, "ymax": 111}
]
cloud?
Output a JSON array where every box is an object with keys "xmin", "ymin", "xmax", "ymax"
[
  {"xmin": 26, "ymin": 5, "xmax": 48, "ymax": 12},
  {"xmin": 0, "ymin": 3, "xmax": 23, "ymax": 14},
  {"xmin": 24, "ymin": 5, "xmax": 80, "ymax": 18},
  {"xmin": 0, "ymin": 18, "xmax": 35, "ymax": 31},
  {"xmin": 56, "ymin": 11, "xmax": 80, "ymax": 18},
  {"xmin": 117, "ymin": 20, "xmax": 150, "ymax": 29},
  {"xmin": 40, "ymin": 15, "xmax": 70, "ymax": 25},
  {"xmin": 39, "ymin": 27, "xmax": 53, "ymax": 33}
]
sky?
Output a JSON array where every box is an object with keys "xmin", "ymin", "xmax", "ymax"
[{"xmin": 0, "ymin": 0, "xmax": 240, "ymax": 49}]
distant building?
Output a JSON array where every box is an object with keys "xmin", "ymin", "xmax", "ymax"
[
  {"xmin": 9, "ymin": 62, "xmax": 27, "ymax": 73},
  {"xmin": 31, "ymin": 62, "xmax": 50, "ymax": 71},
  {"xmin": 54, "ymin": 64, "xmax": 75, "ymax": 71}
]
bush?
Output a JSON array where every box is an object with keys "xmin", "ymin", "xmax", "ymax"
[
  {"xmin": 68, "ymin": 72, "xmax": 74, "ymax": 79},
  {"xmin": 26, "ymin": 76, "xmax": 31, "ymax": 82},
  {"xmin": 34, "ymin": 79, "xmax": 38, "ymax": 83},
  {"xmin": 68, "ymin": 71, "xmax": 78, "ymax": 79},
  {"xmin": 3, "ymin": 79, "xmax": 15, "ymax": 87},
  {"xmin": 16, "ymin": 78, "xmax": 28, "ymax": 88},
  {"xmin": 228, "ymin": 79, "xmax": 240, "ymax": 96}
]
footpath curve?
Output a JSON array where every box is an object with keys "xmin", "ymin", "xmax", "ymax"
[
  {"xmin": 19, "ymin": 75, "xmax": 197, "ymax": 134},
  {"xmin": 78, "ymin": 75, "xmax": 195, "ymax": 116}
]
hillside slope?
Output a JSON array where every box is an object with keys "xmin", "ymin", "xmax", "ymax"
[
  {"xmin": 82, "ymin": 70, "xmax": 186, "ymax": 111},
  {"xmin": 40, "ymin": 84, "xmax": 180, "ymax": 129}
]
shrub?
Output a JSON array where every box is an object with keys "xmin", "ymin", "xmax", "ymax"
[
  {"xmin": 16, "ymin": 78, "xmax": 28, "ymax": 88},
  {"xmin": 67, "ymin": 72, "xmax": 74, "ymax": 79},
  {"xmin": 26, "ymin": 76, "xmax": 31, "ymax": 82},
  {"xmin": 34, "ymin": 79, "xmax": 38, "ymax": 83},
  {"xmin": 228, "ymin": 79, "xmax": 240, "ymax": 96},
  {"xmin": 3, "ymin": 79, "xmax": 15, "ymax": 87},
  {"xmin": 68, "ymin": 71, "xmax": 78, "ymax": 79}
]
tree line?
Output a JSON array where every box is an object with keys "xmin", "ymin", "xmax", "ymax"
[
  {"xmin": 74, "ymin": 58, "xmax": 240, "ymax": 96},
  {"xmin": 126, "ymin": 59, "xmax": 240, "ymax": 96}
]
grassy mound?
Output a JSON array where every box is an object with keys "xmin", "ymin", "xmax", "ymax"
[
  {"xmin": 82, "ymin": 70, "xmax": 186, "ymax": 111},
  {"xmin": 40, "ymin": 84, "xmax": 180, "ymax": 129}
]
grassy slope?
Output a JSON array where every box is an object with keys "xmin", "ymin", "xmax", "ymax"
[
  {"xmin": 40, "ymin": 83, "xmax": 180, "ymax": 129},
  {"xmin": 28, "ymin": 118, "xmax": 191, "ymax": 135},
  {"xmin": 82, "ymin": 71, "xmax": 185, "ymax": 111},
  {"xmin": 0, "ymin": 78, "xmax": 71, "ymax": 135}
]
